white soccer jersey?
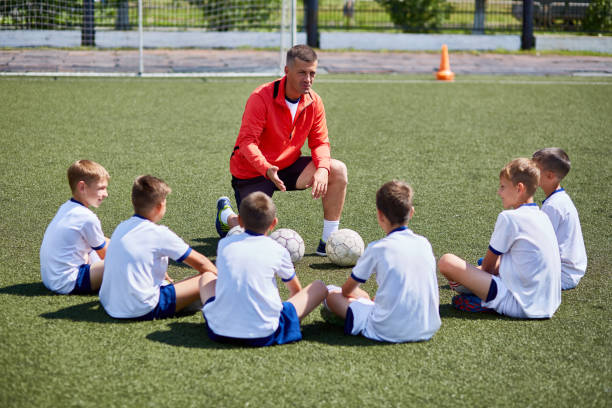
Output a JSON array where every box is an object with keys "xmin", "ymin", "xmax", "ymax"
[
  {"xmin": 99, "ymin": 215, "xmax": 191, "ymax": 318},
  {"xmin": 40, "ymin": 199, "xmax": 106, "ymax": 294},
  {"xmin": 350, "ymin": 227, "xmax": 441, "ymax": 343},
  {"xmin": 203, "ymin": 231, "xmax": 295, "ymax": 339},
  {"xmin": 489, "ymin": 203, "xmax": 561, "ymax": 318},
  {"xmin": 542, "ymin": 188, "xmax": 587, "ymax": 290}
]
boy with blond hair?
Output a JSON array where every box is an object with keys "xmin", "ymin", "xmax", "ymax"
[
  {"xmin": 324, "ymin": 181, "xmax": 441, "ymax": 343},
  {"xmin": 439, "ymin": 158, "xmax": 561, "ymax": 318},
  {"xmin": 40, "ymin": 160, "xmax": 110, "ymax": 294},
  {"xmin": 200, "ymin": 192, "xmax": 328, "ymax": 346},
  {"xmin": 532, "ymin": 148, "xmax": 587, "ymax": 290},
  {"xmin": 99, "ymin": 175, "xmax": 217, "ymax": 320}
]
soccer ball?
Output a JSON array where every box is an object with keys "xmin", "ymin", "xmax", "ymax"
[
  {"xmin": 270, "ymin": 228, "xmax": 305, "ymax": 263},
  {"xmin": 226, "ymin": 225, "xmax": 244, "ymax": 237},
  {"xmin": 326, "ymin": 228, "xmax": 364, "ymax": 267}
]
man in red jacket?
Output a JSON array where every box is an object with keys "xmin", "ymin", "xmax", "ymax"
[{"xmin": 216, "ymin": 44, "xmax": 348, "ymax": 256}]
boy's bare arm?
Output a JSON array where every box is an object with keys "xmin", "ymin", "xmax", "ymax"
[
  {"xmin": 284, "ymin": 276, "xmax": 302, "ymax": 298},
  {"xmin": 95, "ymin": 237, "xmax": 110, "ymax": 259},
  {"xmin": 183, "ymin": 250, "xmax": 217, "ymax": 275},
  {"xmin": 341, "ymin": 277, "xmax": 368, "ymax": 299},
  {"xmin": 480, "ymin": 249, "xmax": 500, "ymax": 275}
]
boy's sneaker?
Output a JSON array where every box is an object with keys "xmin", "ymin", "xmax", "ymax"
[
  {"xmin": 452, "ymin": 294, "xmax": 494, "ymax": 313},
  {"xmin": 215, "ymin": 196, "xmax": 233, "ymax": 238},
  {"xmin": 315, "ymin": 239, "xmax": 327, "ymax": 256}
]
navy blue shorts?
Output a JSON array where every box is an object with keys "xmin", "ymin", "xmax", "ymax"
[
  {"xmin": 134, "ymin": 284, "xmax": 177, "ymax": 321},
  {"xmin": 70, "ymin": 264, "xmax": 95, "ymax": 295},
  {"xmin": 231, "ymin": 156, "xmax": 312, "ymax": 209},
  {"xmin": 203, "ymin": 298, "xmax": 302, "ymax": 347}
]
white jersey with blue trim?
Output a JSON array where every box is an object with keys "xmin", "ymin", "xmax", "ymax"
[
  {"xmin": 40, "ymin": 199, "xmax": 106, "ymax": 294},
  {"xmin": 203, "ymin": 231, "xmax": 295, "ymax": 339},
  {"xmin": 542, "ymin": 188, "xmax": 587, "ymax": 289},
  {"xmin": 100, "ymin": 215, "xmax": 191, "ymax": 318},
  {"xmin": 350, "ymin": 227, "xmax": 441, "ymax": 343},
  {"xmin": 489, "ymin": 203, "xmax": 561, "ymax": 318}
]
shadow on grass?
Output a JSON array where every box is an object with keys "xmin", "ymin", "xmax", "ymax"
[
  {"xmin": 301, "ymin": 321, "xmax": 387, "ymax": 347},
  {"xmin": 191, "ymin": 237, "xmax": 219, "ymax": 258},
  {"xmin": 146, "ymin": 322, "xmax": 233, "ymax": 349},
  {"xmin": 169, "ymin": 237, "xmax": 219, "ymax": 269},
  {"xmin": 146, "ymin": 317, "xmax": 384, "ymax": 349},
  {"xmin": 307, "ymin": 261, "xmax": 351, "ymax": 270},
  {"xmin": 40, "ymin": 300, "xmax": 117, "ymax": 323},
  {"xmin": 439, "ymin": 303, "xmax": 508, "ymax": 320},
  {"xmin": 0, "ymin": 282, "xmax": 56, "ymax": 297},
  {"xmin": 40, "ymin": 301, "xmax": 205, "ymax": 324}
]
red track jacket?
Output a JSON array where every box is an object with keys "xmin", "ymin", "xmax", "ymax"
[{"xmin": 230, "ymin": 76, "xmax": 331, "ymax": 180}]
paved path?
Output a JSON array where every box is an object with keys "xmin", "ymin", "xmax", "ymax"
[{"xmin": 1, "ymin": 49, "xmax": 612, "ymax": 76}]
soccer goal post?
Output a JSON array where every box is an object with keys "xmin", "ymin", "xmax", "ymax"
[{"xmin": 0, "ymin": 0, "xmax": 298, "ymax": 76}]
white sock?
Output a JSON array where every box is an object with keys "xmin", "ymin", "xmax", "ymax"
[
  {"xmin": 220, "ymin": 207, "xmax": 236, "ymax": 224},
  {"xmin": 322, "ymin": 219, "xmax": 339, "ymax": 243}
]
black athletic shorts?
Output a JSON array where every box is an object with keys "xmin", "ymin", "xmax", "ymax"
[{"xmin": 231, "ymin": 156, "xmax": 312, "ymax": 209}]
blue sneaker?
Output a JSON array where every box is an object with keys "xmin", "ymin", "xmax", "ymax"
[
  {"xmin": 315, "ymin": 239, "xmax": 327, "ymax": 256},
  {"xmin": 452, "ymin": 294, "xmax": 494, "ymax": 313},
  {"xmin": 215, "ymin": 196, "xmax": 234, "ymax": 238}
]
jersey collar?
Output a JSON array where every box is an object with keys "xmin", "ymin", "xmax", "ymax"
[
  {"xmin": 388, "ymin": 225, "xmax": 408, "ymax": 235},
  {"xmin": 542, "ymin": 187, "xmax": 565, "ymax": 204},
  {"xmin": 70, "ymin": 198, "xmax": 86, "ymax": 207}
]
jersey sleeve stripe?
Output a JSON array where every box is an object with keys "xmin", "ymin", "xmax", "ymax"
[
  {"xmin": 350, "ymin": 272, "xmax": 367, "ymax": 283},
  {"xmin": 91, "ymin": 241, "xmax": 106, "ymax": 251},
  {"xmin": 176, "ymin": 247, "xmax": 192, "ymax": 263},
  {"xmin": 281, "ymin": 272, "xmax": 296, "ymax": 282},
  {"xmin": 488, "ymin": 245, "xmax": 503, "ymax": 255}
]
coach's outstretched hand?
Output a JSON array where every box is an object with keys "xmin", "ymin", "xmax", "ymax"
[{"xmin": 266, "ymin": 166, "xmax": 286, "ymax": 192}]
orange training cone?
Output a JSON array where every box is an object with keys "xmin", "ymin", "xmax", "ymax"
[{"xmin": 436, "ymin": 44, "xmax": 455, "ymax": 81}]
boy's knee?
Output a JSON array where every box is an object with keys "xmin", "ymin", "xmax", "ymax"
[
  {"xmin": 437, "ymin": 254, "xmax": 455, "ymax": 275},
  {"xmin": 312, "ymin": 279, "xmax": 329, "ymax": 297}
]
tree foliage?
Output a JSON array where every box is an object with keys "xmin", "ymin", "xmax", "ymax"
[
  {"xmin": 375, "ymin": 0, "xmax": 453, "ymax": 32},
  {"xmin": 184, "ymin": 0, "xmax": 281, "ymax": 31},
  {"xmin": 583, "ymin": 0, "xmax": 612, "ymax": 32}
]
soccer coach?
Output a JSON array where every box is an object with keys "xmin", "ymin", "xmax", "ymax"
[{"xmin": 217, "ymin": 44, "xmax": 348, "ymax": 256}]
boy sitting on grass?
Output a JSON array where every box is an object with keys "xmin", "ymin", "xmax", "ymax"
[
  {"xmin": 532, "ymin": 148, "xmax": 587, "ymax": 290},
  {"xmin": 200, "ymin": 192, "xmax": 328, "ymax": 347},
  {"xmin": 99, "ymin": 175, "xmax": 217, "ymax": 320},
  {"xmin": 439, "ymin": 158, "xmax": 561, "ymax": 318},
  {"xmin": 40, "ymin": 160, "xmax": 110, "ymax": 295},
  {"xmin": 324, "ymin": 180, "xmax": 441, "ymax": 343}
]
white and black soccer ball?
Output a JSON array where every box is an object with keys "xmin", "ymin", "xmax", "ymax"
[
  {"xmin": 270, "ymin": 228, "xmax": 305, "ymax": 263},
  {"xmin": 326, "ymin": 228, "xmax": 365, "ymax": 267},
  {"xmin": 226, "ymin": 225, "xmax": 244, "ymax": 237}
]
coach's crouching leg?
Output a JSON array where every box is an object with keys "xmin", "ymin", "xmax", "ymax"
[{"xmin": 322, "ymin": 159, "xmax": 348, "ymax": 221}]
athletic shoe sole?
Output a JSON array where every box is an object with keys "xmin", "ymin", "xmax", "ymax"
[{"xmin": 215, "ymin": 196, "xmax": 233, "ymax": 238}]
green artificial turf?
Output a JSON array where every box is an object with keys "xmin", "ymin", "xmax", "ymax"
[{"xmin": 0, "ymin": 75, "xmax": 610, "ymax": 407}]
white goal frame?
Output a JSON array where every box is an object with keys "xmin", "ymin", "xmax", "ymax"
[{"xmin": 0, "ymin": 0, "xmax": 298, "ymax": 77}]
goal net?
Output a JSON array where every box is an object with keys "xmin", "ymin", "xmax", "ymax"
[{"xmin": 0, "ymin": 0, "xmax": 298, "ymax": 76}]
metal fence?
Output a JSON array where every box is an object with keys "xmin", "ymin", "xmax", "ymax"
[
  {"xmin": 0, "ymin": 0, "xmax": 607, "ymax": 34},
  {"xmin": 314, "ymin": 0, "xmax": 596, "ymax": 33}
]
